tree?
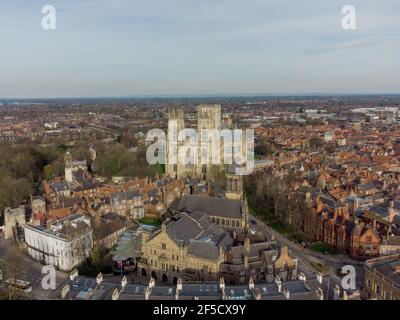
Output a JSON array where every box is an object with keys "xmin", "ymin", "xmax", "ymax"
[
  {"xmin": 1, "ymin": 246, "xmax": 31, "ymax": 300},
  {"xmin": 43, "ymin": 164, "xmax": 55, "ymax": 179}
]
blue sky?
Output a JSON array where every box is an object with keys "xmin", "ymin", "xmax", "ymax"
[{"xmin": 0, "ymin": 0, "xmax": 399, "ymax": 98}]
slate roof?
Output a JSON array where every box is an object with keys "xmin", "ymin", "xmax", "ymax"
[
  {"xmin": 177, "ymin": 195, "xmax": 243, "ymax": 219},
  {"xmin": 111, "ymin": 191, "xmax": 141, "ymax": 202},
  {"xmin": 164, "ymin": 211, "xmax": 233, "ymax": 261}
]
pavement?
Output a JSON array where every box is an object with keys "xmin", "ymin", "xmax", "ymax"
[
  {"xmin": 0, "ymin": 237, "xmax": 68, "ymax": 299},
  {"xmin": 249, "ymin": 214, "xmax": 366, "ymax": 289}
]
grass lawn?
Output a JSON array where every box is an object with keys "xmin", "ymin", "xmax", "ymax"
[
  {"xmin": 134, "ymin": 217, "xmax": 162, "ymax": 227},
  {"xmin": 311, "ymin": 262, "xmax": 331, "ymax": 274},
  {"xmin": 311, "ymin": 242, "xmax": 339, "ymax": 255}
]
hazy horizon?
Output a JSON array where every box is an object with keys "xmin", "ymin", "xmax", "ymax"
[{"xmin": 1, "ymin": 0, "xmax": 399, "ymax": 98}]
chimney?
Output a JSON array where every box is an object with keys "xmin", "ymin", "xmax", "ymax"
[
  {"xmin": 96, "ymin": 272, "xmax": 103, "ymax": 285},
  {"xmin": 282, "ymin": 287, "xmax": 290, "ymax": 300},
  {"xmin": 149, "ymin": 277, "xmax": 155, "ymax": 289},
  {"xmin": 333, "ymin": 284, "xmax": 340, "ymax": 300},
  {"xmin": 121, "ymin": 276, "xmax": 127, "ymax": 291},
  {"xmin": 275, "ymin": 275, "xmax": 282, "ymax": 292},
  {"xmin": 177, "ymin": 278, "xmax": 183, "ymax": 292},
  {"xmin": 298, "ymin": 272, "xmax": 306, "ymax": 281},
  {"xmin": 316, "ymin": 288, "xmax": 324, "ymax": 300},
  {"xmin": 145, "ymin": 286, "xmax": 151, "ymax": 300},
  {"xmin": 248, "ymin": 276, "xmax": 255, "ymax": 290},
  {"xmin": 219, "ymin": 277, "xmax": 225, "ymax": 291},
  {"xmin": 61, "ymin": 284, "xmax": 70, "ymax": 299},
  {"xmin": 305, "ymin": 192, "xmax": 311, "ymax": 206},
  {"xmin": 353, "ymin": 197, "xmax": 360, "ymax": 213},
  {"xmin": 317, "ymin": 273, "xmax": 323, "ymax": 284},
  {"xmin": 111, "ymin": 288, "xmax": 120, "ymax": 300},
  {"xmin": 70, "ymin": 269, "xmax": 78, "ymax": 281}
]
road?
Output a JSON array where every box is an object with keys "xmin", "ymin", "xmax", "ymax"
[
  {"xmin": 249, "ymin": 214, "xmax": 365, "ymax": 289},
  {"xmin": 0, "ymin": 237, "xmax": 68, "ymax": 299}
]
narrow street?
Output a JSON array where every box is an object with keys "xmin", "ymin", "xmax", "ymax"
[
  {"xmin": 0, "ymin": 238, "xmax": 68, "ymax": 299},
  {"xmin": 250, "ymin": 214, "xmax": 365, "ymax": 289}
]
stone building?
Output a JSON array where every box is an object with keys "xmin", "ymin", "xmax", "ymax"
[
  {"xmin": 138, "ymin": 210, "xmax": 232, "ymax": 284},
  {"xmin": 220, "ymin": 240, "xmax": 297, "ymax": 284},
  {"xmin": 165, "ymin": 104, "xmax": 248, "ymax": 180},
  {"xmin": 24, "ymin": 213, "xmax": 93, "ymax": 271},
  {"xmin": 364, "ymin": 254, "xmax": 400, "ymax": 300},
  {"xmin": 4, "ymin": 206, "xmax": 26, "ymax": 241},
  {"xmin": 177, "ymin": 195, "xmax": 248, "ymax": 232},
  {"xmin": 138, "ymin": 197, "xmax": 296, "ymax": 285}
]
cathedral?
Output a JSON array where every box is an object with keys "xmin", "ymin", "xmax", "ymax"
[{"xmin": 165, "ymin": 104, "xmax": 249, "ymax": 181}]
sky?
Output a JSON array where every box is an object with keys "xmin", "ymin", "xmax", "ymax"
[{"xmin": 0, "ymin": 0, "xmax": 399, "ymax": 98}]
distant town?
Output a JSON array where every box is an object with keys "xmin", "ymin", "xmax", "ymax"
[{"xmin": 1, "ymin": 95, "xmax": 400, "ymax": 300}]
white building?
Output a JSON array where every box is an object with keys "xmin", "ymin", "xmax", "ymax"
[
  {"xmin": 65, "ymin": 160, "xmax": 87, "ymax": 184},
  {"xmin": 24, "ymin": 214, "xmax": 93, "ymax": 271}
]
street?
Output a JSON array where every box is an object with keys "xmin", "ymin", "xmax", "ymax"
[
  {"xmin": 249, "ymin": 214, "xmax": 365, "ymax": 289},
  {"xmin": 0, "ymin": 237, "xmax": 68, "ymax": 299}
]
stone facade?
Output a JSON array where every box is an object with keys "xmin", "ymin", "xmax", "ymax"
[{"xmin": 364, "ymin": 254, "xmax": 400, "ymax": 300}]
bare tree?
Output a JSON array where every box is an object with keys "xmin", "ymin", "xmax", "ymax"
[{"xmin": 1, "ymin": 246, "xmax": 30, "ymax": 300}]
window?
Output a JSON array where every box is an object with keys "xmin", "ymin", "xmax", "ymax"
[
  {"xmin": 376, "ymin": 285, "xmax": 381, "ymax": 295},
  {"xmin": 161, "ymin": 243, "xmax": 166, "ymax": 250},
  {"xmin": 172, "ymin": 254, "xmax": 174, "ymax": 260}
]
